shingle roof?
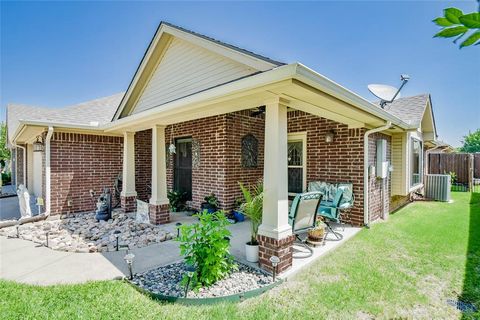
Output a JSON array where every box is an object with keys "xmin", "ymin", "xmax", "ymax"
[
  {"xmin": 7, "ymin": 93, "xmax": 124, "ymax": 141},
  {"xmin": 161, "ymin": 22, "xmax": 285, "ymax": 67},
  {"xmin": 381, "ymin": 93, "xmax": 430, "ymax": 126}
]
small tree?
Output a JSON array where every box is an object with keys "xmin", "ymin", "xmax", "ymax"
[
  {"xmin": 433, "ymin": 3, "xmax": 480, "ymax": 48},
  {"xmin": 459, "ymin": 129, "xmax": 480, "ymax": 153},
  {"xmin": 0, "ymin": 122, "xmax": 10, "ymax": 165}
]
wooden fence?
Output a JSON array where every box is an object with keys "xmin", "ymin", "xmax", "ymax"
[{"xmin": 427, "ymin": 153, "xmax": 479, "ymax": 191}]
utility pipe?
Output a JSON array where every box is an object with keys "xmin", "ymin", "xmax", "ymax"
[
  {"xmin": 45, "ymin": 127, "xmax": 54, "ymax": 215},
  {"xmin": 363, "ymin": 121, "xmax": 392, "ymax": 227}
]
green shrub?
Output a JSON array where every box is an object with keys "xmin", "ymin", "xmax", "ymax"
[
  {"xmin": 177, "ymin": 210, "xmax": 237, "ymax": 287},
  {"xmin": 167, "ymin": 190, "xmax": 187, "ymax": 212},
  {"xmin": 1, "ymin": 171, "xmax": 11, "ymax": 185}
]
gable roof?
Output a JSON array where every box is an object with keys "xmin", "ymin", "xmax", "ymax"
[
  {"xmin": 112, "ymin": 21, "xmax": 285, "ymax": 120},
  {"xmin": 7, "ymin": 93, "xmax": 123, "ymax": 143},
  {"xmin": 382, "ymin": 94, "xmax": 429, "ymax": 126}
]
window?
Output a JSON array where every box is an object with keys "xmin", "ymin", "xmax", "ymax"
[
  {"xmin": 410, "ymin": 138, "xmax": 422, "ymax": 187},
  {"xmin": 288, "ymin": 133, "xmax": 307, "ymax": 195}
]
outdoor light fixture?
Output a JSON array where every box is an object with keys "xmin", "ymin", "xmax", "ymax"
[
  {"xmin": 184, "ymin": 265, "xmax": 196, "ymax": 298},
  {"xmin": 269, "ymin": 255, "xmax": 280, "ymax": 282},
  {"xmin": 175, "ymin": 222, "xmax": 182, "ymax": 238},
  {"xmin": 168, "ymin": 143, "xmax": 176, "ymax": 155},
  {"xmin": 15, "ymin": 224, "xmax": 19, "ymax": 238},
  {"xmin": 114, "ymin": 230, "xmax": 121, "ymax": 251},
  {"xmin": 33, "ymin": 136, "xmax": 44, "ymax": 152},
  {"xmin": 45, "ymin": 231, "xmax": 50, "ymax": 248},
  {"xmin": 325, "ymin": 130, "xmax": 335, "ymax": 143},
  {"xmin": 124, "ymin": 253, "xmax": 135, "ymax": 280}
]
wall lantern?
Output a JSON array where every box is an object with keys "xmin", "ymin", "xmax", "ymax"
[
  {"xmin": 325, "ymin": 130, "xmax": 336, "ymax": 143},
  {"xmin": 33, "ymin": 136, "xmax": 44, "ymax": 152}
]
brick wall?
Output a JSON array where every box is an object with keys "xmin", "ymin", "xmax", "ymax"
[
  {"xmin": 165, "ymin": 115, "xmax": 229, "ymax": 210},
  {"xmin": 367, "ymin": 133, "xmax": 392, "ymax": 221},
  {"xmin": 224, "ymin": 111, "xmax": 265, "ymax": 210},
  {"xmin": 135, "ymin": 129, "xmax": 152, "ymax": 202},
  {"xmin": 49, "ymin": 132, "xmax": 123, "ymax": 215},
  {"xmin": 15, "ymin": 146, "xmax": 25, "ymax": 186},
  {"xmin": 287, "ymin": 111, "xmax": 366, "ymax": 226}
]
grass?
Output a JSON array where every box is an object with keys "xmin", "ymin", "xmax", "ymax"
[{"xmin": 1, "ymin": 192, "xmax": 478, "ymax": 319}]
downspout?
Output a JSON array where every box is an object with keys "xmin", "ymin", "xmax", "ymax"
[
  {"xmin": 363, "ymin": 121, "xmax": 392, "ymax": 227},
  {"xmin": 45, "ymin": 126, "xmax": 54, "ymax": 215},
  {"xmin": 12, "ymin": 143, "xmax": 26, "ymax": 189}
]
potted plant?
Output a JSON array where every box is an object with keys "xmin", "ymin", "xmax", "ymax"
[
  {"xmin": 239, "ymin": 181, "xmax": 263, "ymax": 263},
  {"xmin": 307, "ymin": 220, "xmax": 326, "ymax": 245},
  {"xmin": 201, "ymin": 193, "xmax": 219, "ymax": 213},
  {"xmin": 167, "ymin": 190, "xmax": 187, "ymax": 212},
  {"xmin": 232, "ymin": 198, "xmax": 245, "ymax": 222}
]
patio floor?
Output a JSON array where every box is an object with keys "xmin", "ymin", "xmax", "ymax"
[{"xmin": 0, "ymin": 211, "xmax": 361, "ymax": 285}]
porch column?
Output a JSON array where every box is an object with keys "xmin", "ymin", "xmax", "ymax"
[
  {"xmin": 257, "ymin": 98, "xmax": 295, "ymax": 274},
  {"xmin": 121, "ymin": 131, "xmax": 137, "ymax": 213},
  {"xmin": 149, "ymin": 125, "xmax": 170, "ymax": 224}
]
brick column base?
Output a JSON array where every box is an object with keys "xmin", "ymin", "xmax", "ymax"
[
  {"xmin": 149, "ymin": 203, "xmax": 170, "ymax": 224},
  {"xmin": 258, "ymin": 234, "xmax": 296, "ymax": 274},
  {"xmin": 121, "ymin": 195, "xmax": 137, "ymax": 213}
]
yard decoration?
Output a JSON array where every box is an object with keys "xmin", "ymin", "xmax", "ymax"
[{"xmin": 239, "ymin": 180, "xmax": 263, "ymax": 262}]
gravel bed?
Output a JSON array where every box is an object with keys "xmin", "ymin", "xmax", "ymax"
[
  {"xmin": 131, "ymin": 262, "xmax": 275, "ymax": 298},
  {"xmin": 0, "ymin": 210, "xmax": 174, "ymax": 253}
]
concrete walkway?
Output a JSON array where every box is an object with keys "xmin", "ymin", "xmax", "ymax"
[{"xmin": 0, "ymin": 212, "xmax": 360, "ymax": 286}]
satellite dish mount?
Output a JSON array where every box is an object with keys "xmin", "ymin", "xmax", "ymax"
[{"xmin": 368, "ymin": 74, "xmax": 410, "ymax": 108}]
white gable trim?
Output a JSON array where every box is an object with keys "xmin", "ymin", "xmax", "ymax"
[{"xmin": 113, "ymin": 23, "xmax": 279, "ymax": 120}]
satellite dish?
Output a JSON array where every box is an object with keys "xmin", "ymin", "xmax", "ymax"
[
  {"xmin": 368, "ymin": 84, "xmax": 401, "ymax": 101},
  {"xmin": 368, "ymin": 74, "xmax": 410, "ymax": 108}
]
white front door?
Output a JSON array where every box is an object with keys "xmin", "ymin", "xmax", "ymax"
[{"xmin": 287, "ymin": 132, "xmax": 307, "ymax": 195}]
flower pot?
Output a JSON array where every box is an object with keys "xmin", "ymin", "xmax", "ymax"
[
  {"xmin": 201, "ymin": 202, "xmax": 217, "ymax": 214},
  {"xmin": 233, "ymin": 210, "xmax": 245, "ymax": 222},
  {"xmin": 245, "ymin": 242, "xmax": 259, "ymax": 263}
]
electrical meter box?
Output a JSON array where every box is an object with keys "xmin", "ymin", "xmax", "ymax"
[{"xmin": 376, "ymin": 139, "xmax": 389, "ymax": 178}]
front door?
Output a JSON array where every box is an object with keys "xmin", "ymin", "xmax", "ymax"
[{"xmin": 174, "ymin": 138, "xmax": 192, "ymax": 200}]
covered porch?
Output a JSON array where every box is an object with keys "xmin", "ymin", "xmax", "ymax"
[{"xmin": 106, "ymin": 66, "xmax": 402, "ymax": 273}]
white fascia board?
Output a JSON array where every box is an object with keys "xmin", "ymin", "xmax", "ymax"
[{"xmin": 293, "ymin": 63, "xmax": 415, "ymax": 130}]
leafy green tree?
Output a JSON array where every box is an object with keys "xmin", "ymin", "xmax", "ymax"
[
  {"xmin": 0, "ymin": 122, "xmax": 10, "ymax": 163},
  {"xmin": 433, "ymin": 2, "xmax": 480, "ymax": 48},
  {"xmin": 459, "ymin": 129, "xmax": 480, "ymax": 153}
]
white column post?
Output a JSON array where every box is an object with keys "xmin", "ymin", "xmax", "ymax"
[
  {"xmin": 258, "ymin": 98, "xmax": 292, "ymax": 240},
  {"xmin": 150, "ymin": 125, "xmax": 169, "ymax": 205},
  {"xmin": 121, "ymin": 131, "xmax": 137, "ymax": 197}
]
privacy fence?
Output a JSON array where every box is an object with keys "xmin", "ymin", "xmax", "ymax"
[{"xmin": 428, "ymin": 153, "xmax": 480, "ymax": 193}]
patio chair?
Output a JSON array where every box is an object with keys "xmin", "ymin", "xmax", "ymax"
[
  {"xmin": 288, "ymin": 192, "xmax": 323, "ymax": 258},
  {"xmin": 317, "ymin": 189, "xmax": 344, "ymax": 240}
]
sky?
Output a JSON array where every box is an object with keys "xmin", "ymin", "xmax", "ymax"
[{"xmin": 1, "ymin": 1, "xmax": 479, "ymax": 147}]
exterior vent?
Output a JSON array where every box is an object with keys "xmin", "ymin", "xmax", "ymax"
[{"xmin": 425, "ymin": 174, "xmax": 451, "ymax": 202}]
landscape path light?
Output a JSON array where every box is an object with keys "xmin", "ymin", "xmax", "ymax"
[
  {"xmin": 124, "ymin": 253, "xmax": 135, "ymax": 280},
  {"xmin": 269, "ymin": 255, "xmax": 280, "ymax": 282}
]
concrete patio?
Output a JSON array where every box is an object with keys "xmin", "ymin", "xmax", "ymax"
[{"xmin": 0, "ymin": 211, "xmax": 361, "ymax": 285}]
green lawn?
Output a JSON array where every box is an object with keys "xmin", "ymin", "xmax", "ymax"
[{"xmin": 1, "ymin": 192, "xmax": 478, "ymax": 320}]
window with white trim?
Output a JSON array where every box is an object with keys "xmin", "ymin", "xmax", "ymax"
[
  {"xmin": 410, "ymin": 138, "xmax": 423, "ymax": 187},
  {"xmin": 287, "ymin": 133, "xmax": 307, "ymax": 195}
]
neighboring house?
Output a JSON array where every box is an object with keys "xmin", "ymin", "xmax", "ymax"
[{"xmin": 7, "ymin": 22, "xmax": 440, "ymax": 272}]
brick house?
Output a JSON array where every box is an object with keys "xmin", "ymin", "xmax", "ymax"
[{"xmin": 7, "ymin": 22, "xmax": 439, "ymax": 272}]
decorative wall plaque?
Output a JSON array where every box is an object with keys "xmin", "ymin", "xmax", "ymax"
[
  {"xmin": 192, "ymin": 139, "xmax": 200, "ymax": 169},
  {"xmin": 241, "ymin": 134, "xmax": 258, "ymax": 168}
]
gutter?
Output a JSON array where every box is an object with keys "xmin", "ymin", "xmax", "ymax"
[
  {"xmin": 363, "ymin": 121, "xmax": 392, "ymax": 227},
  {"xmin": 45, "ymin": 126, "xmax": 54, "ymax": 215}
]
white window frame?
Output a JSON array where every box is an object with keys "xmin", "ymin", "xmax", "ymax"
[
  {"xmin": 409, "ymin": 137, "xmax": 423, "ymax": 188},
  {"xmin": 288, "ymin": 132, "xmax": 307, "ymax": 196}
]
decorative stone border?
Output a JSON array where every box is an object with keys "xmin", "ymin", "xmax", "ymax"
[{"xmin": 127, "ymin": 278, "xmax": 283, "ymax": 305}]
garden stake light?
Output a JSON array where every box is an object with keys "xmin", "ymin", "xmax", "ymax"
[
  {"xmin": 124, "ymin": 253, "xmax": 135, "ymax": 280},
  {"xmin": 45, "ymin": 231, "xmax": 49, "ymax": 247},
  {"xmin": 184, "ymin": 265, "xmax": 196, "ymax": 298},
  {"xmin": 175, "ymin": 222, "xmax": 182, "ymax": 238},
  {"xmin": 113, "ymin": 230, "xmax": 121, "ymax": 251},
  {"xmin": 269, "ymin": 256, "xmax": 280, "ymax": 282}
]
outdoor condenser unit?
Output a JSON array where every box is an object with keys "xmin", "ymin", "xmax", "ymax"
[
  {"xmin": 376, "ymin": 139, "xmax": 389, "ymax": 179},
  {"xmin": 425, "ymin": 174, "xmax": 451, "ymax": 202}
]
